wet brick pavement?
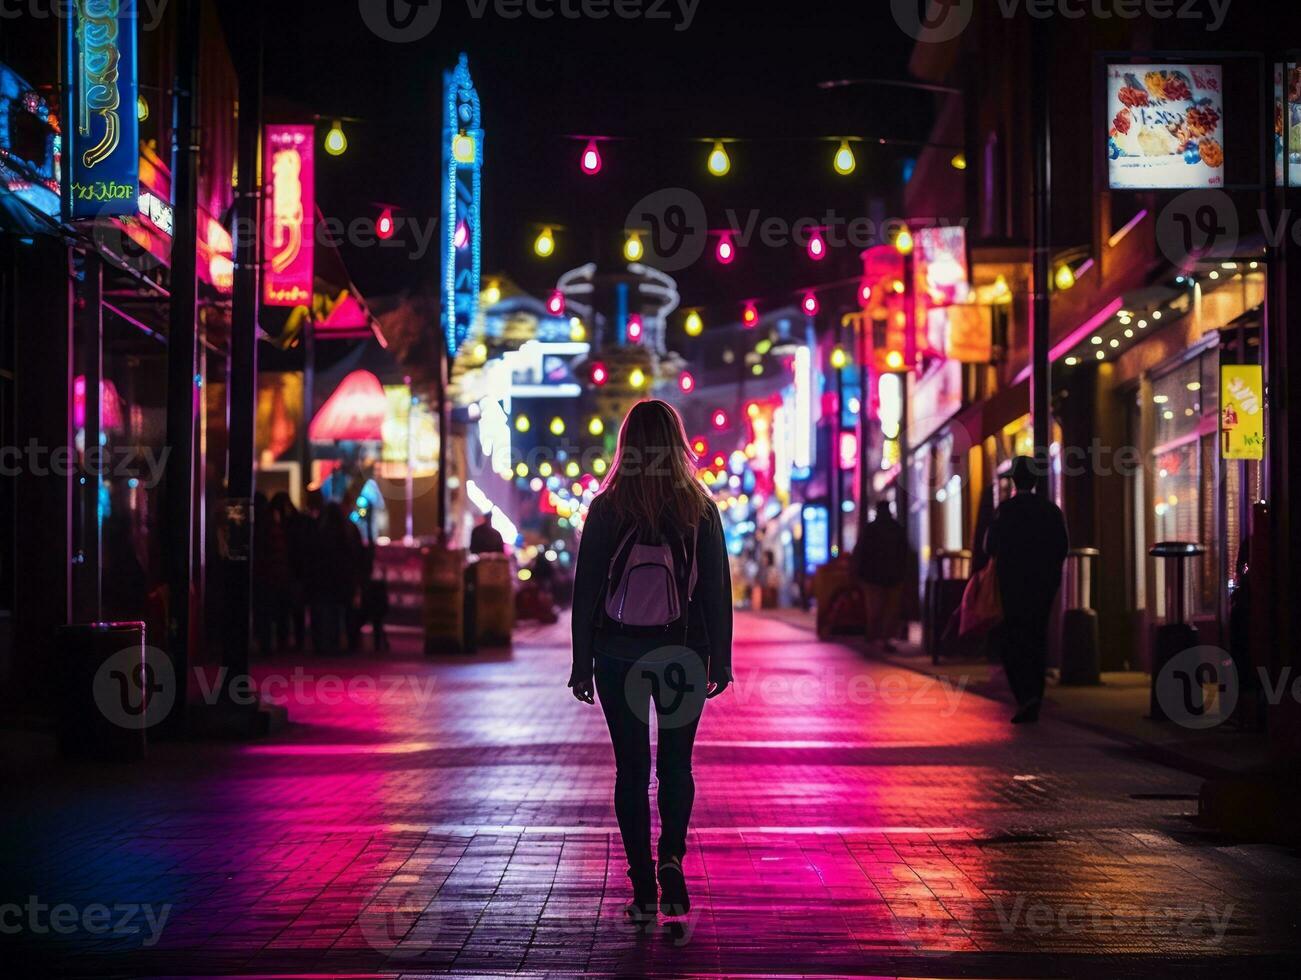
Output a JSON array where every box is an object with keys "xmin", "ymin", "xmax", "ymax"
[{"xmin": 3, "ymin": 612, "xmax": 1299, "ymax": 977}]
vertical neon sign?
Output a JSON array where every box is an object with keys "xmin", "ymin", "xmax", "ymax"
[
  {"xmin": 441, "ymin": 53, "xmax": 482, "ymax": 355},
  {"xmin": 262, "ymin": 124, "xmax": 315, "ymax": 306},
  {"xmin": 66, "ymin": 0, "xmax": 139, "ymax": 218}
]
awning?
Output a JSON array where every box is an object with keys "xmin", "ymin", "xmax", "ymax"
[{"xmin": 308, "ymin": 369, "xmax": 388, "ymax": 442}]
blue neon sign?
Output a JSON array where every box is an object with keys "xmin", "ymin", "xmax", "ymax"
[{"xmin": 440, "ymin": 53, "xmax": 482, "ymax": 355}]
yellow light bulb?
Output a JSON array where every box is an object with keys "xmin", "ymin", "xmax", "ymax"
[
  {"xmin": 137, "ymin": 95, "xmax": 149, "ymax": 123},
  {"xmin": 593, "ymin": 457, "xmax": 608, "ymax": 475},
  {"xmin": 833, "ymin": 140, "xmax": 856, "ymax": 176},
  {"xmin": 885, "ymin": 350, "xmax": 905, "ymax": 370},
  {"xmin": 830, "ymin": 347, "xmax": 848, "ymax": 369},
  {"xmin": 324, "ymin": 121, "xmax": 347, "ymax": 156},
  {"xmin": 588, "ymin": 417, "xmax": 604, "ymax": 436},
  {"xmin": 623, "ymin": 231, "xmax": 644, "ymax": 262},
  {"xmin": 515, "ymin": 462, "xmax": 528, "ymax": 478},
  {"xmin": 566, "ymin": 461, "xmax": 580, "ymax": 478},
  {"xmin": 629, "ymin": 367, "xmax": 646, "ymax": 389},
  {"xmin": 950, "ymin": 152, "xmax": 967, "ymax": 170},
  {"xmin": 534, "ymin": 226, "xmax": 555, "ymax": 258},
  {"xmin": 452, "ymin": 133, "xmax": 476, "ymax": 164},
  {"xmin": 894, "ymin": 227, "xmax": 914, "ymax": 255},
  {"xmin": 539, "ymin": 461, "xmax": 553, "ymax": 477},
  {"xmin": 684, "ymin": 311, "xmax": 703, "ymax": 336},
  {"xmin": 706, "ymin": 141, "xmax": 731, "ymax": 177},
  {"xmin": 515, "ymin": 415, "xmax": 530, "ymax": 433},
  {"xmin": 1054, "ymin": 262, "xmax": 1076, "ymax": 290},
  {"xmin": 549, "ymin": 416, "xmax": 565, "ymax": 436},
  {"xmin": 473, "ymin": 343, "xmax": 487, "ymax": 360},
  {"xmin": 483, "ymin": 281, "xmax": 501, "ymax": 305}
]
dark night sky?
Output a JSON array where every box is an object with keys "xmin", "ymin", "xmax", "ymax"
[{"xmin": 261, "ymin": 0, "xmax": 929, "ymax": 323}]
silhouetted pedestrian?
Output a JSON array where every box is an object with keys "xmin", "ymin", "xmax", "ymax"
[
  {"xmin": 985, "ymin": 455, "xmax": 1069, "ymax": 723},
  {"xmin": 307, "ymin": 502, "xmax": 363, "ymax": 654},
  {"xmin": 469, "ymin": 512, "xmax": 505, "ymax": 554},
  {"xmin": 570, "ymin": 400, "xmax": 733, "ymax": 926},
  {"xmin": 853, "ymin": 501, "xmax": 909, "ymax": 650}
]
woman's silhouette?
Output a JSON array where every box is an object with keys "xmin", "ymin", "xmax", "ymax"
[{"xmin": 569, "ymin": 399, "xmax": 733, "ymax": 923}]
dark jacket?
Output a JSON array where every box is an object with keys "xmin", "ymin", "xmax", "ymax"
[
  {"xmin": 985, "ymin": 490, "xmax": 1069, "ymax": 614},
  {"xmin": 570, "ymin": 493, "xmax": 733, "ymax": 686},
  {"xmin": 853, "ymin": 513, "xmax": 909, "ymax": 587}
]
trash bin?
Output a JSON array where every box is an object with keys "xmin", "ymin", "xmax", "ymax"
[
  {"xmin": 1148, "ymin": 541, "xmax": 1205, "ymax": 720},
  {"xmin": 1060, "ymin": 548, "xmax": 1101, "ymax": 686},
  {"xmin": 470, "ymin": 554, "xmax": 514, "ymax": 647},
  {"xmin": 423, "ymin": 545, "xmax": 467, "ymax": 654},
  {"xmin": 925, "ymin": 549, "xmax": 971, "ymax": 664},
  {"xmin": 56, "ymin": 621, "xmax": 149, "ymax": 761}
]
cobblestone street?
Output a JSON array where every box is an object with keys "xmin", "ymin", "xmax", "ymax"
[{"xmin": 4, "ymin": 612, "xmax": 1299, "ymax": 977}]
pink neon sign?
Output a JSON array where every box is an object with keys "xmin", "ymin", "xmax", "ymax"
[{"xmin": 262, "ymin": 125, "xmax": 315, "ymax": 307}]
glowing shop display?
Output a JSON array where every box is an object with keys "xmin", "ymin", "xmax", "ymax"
[
  {"xmin": 1, "ymin": 64, "xmax": 60, "ymax": 220},
  {"xmin": 66, "ymin": 0, "xmax": 139, "ymax": 218},
  {"xmin": 792, "ymin": 345, "xmax": 814, "ymax": 469},
  {"xmin": 310, "ymin": 371, "xmax": 387, "ymax": 442},
  {"xmin": 262, "ymin": 125, "xmax": 315, "ymax": 307},
  {"xmin": 441, "ymin": 53, "xmax": 483, "ymax": 352},
  {"xmin": 1221, "ymin": 364, "xmax": 1264, "ymax": 460},
  {"xmin": 1107, "ymin": 63, "xmax": 1224, "ymax": 189}
]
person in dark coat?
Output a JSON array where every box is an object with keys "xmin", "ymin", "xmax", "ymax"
[
  {"xmin": 852, "ymin": 501, "xmax": 909, "ymax": 650},
  {"xmin": 307, "ymin": 502, "xmax": 363, "ymax": 654},
  {"xmin": 985, "ymin": 455, "xmax": 1069, "ymax": 723},
  {"xmin": 469, "ymin": 512, "xmax": 506, "ymax": 554}
]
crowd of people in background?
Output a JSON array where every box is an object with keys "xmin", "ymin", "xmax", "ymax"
[{"xmin": 251, "ymin": 486, "xmax": 389, "ymax": 657}]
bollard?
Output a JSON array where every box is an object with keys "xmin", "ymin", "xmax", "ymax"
[
  {"xmin": 1148, "ymin": 542, "xmax": 1205, "ymax": 720},
  {"xmin": 1059, "ymin": 548, "xmax": 1101, "ymax": 686},
  {"xmin": 926, "ymin": 549, "xmax": 971, "ymax": 664}
]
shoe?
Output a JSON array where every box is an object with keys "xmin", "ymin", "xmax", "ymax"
[
  {"xmin": 658, "ymin": 857, "xmax": 690, "ymax": 915},
  {"xmin": 625, "ymin": 868, "xmax": 657, "ymax": 927},
  {"xmin": 1010, "ymin": 700, "xmax": 1041, "ymax": 724}
]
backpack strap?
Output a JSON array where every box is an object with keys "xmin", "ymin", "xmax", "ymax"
[{"xmin": 606, "ymin": 525, "xmax": 638, "ymax": 584}]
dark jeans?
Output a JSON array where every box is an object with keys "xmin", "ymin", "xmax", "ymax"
[
  {"xmin": 994, "ymin": 607, "xmax": 1051, "ymax": 708},
  {"xmin": 594, "ymin": 650, "xmax": 706, "ymax": 882}
]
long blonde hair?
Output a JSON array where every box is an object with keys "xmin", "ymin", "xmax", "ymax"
[{"xmin": 598, "ymin": 399, "xmax": 713, "ymax": 529}]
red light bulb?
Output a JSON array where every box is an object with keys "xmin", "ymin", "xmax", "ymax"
[
  {"xmin": 580, "ymin": 139, "xmax": 602, "ymax": 175},
  {"xmin": 712, "ymin": 409, "xmax": 728, "ymax": 430},
  {"xmin": 547, "ymin": 290, "xmax": 565, "ymax": 316},
  {"xmin": 716, "ymin": 233, "xmax": 735, "ymax": 265},
  {"xmin": 626, "ymin": 314, "xmax": 643, "ymax": 342},
  {"xmin": 377, "ymin": 208, "xmax": 394, "ymax": 240},
  {"xmin": 858, "ymin": 281, "xmax": 873, "ymax": 304},
  {"xmin": 692, "ymin": 437, "xmax": 708, "ymax": 456},
  {"xmin": 742, "ymin": 302, "xmax": 758, "ymax": 328},
  {"xmin": 802, "ymin": 291, "xmax": 820, "ymax": 316},
  {"xmin": 590, "ymin": 361, "xmax": 608, "ymax": 386}
]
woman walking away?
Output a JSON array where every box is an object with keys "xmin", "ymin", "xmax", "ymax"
[{"xmin": 569, "ymin": 400, "xmax": 733, "ymax": 926}]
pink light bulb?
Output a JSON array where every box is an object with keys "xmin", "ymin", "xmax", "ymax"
[
  {"xmin": 547, "ymin": 290, "xmax": 565, "ymax": 316},
  {"xmin": 627, "ymin": 314, "xmax": 643, "ymax": 342},
  {"xmin": 580, "ymin": 140, "xmax": 602, "ymax": 175},
  {"xmin": 716, "ymin": 234, "xmax": 735, "ymax": 265},
  {"xmin": 802, "ymin": 291, "xmax": 820, "ymax": 315},
  {"xmin": 679, "ymin": 371, "xmax": 695, "ymax": 393},
  {"xmin": 454, "ymin": 220, "xmax": 469, "ymax": 249},
  {"xmin": 807, "ymin": 230, "xmax": 826, "ymax": 261}
]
